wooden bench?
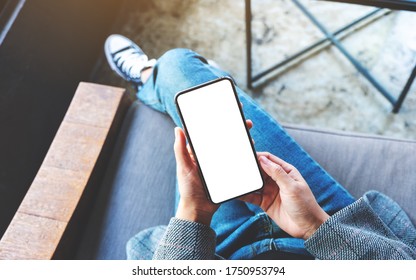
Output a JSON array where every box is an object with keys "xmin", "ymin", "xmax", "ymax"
[{"xmin": 0, "ymin": 82, "xmax": 131, "ymax": 259}]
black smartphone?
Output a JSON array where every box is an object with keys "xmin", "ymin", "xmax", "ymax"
[{"xmin": 175, "ymin": 77, "xmax": 264, "ymax": 204}]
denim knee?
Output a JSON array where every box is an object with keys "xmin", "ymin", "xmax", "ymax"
[
  {"xmin": 157, "ymin": 48, "xmax": 206, "ymax": 74},
  {"xmin": 159, "ymin": 48, "xmax": 198, "ymax": 65},
  {"xmin": 157, "ymin": 48, "xmax": 233, "ymax": 86},
  {"xmin": 153, "ymin": 48, "xmax": 210, "ymax": 92}
]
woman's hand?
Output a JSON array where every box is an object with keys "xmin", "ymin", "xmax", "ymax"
[
  {"xmin": 240, "ymin": 152, "xmax": 329, "ymax": 240},
  {"xmin": 174, "ymin": 127, "xmax": 218, "ymax": 226},
  {"xmin": 173, "ymin": 120, "xmax": 253, "ymax": 226}
]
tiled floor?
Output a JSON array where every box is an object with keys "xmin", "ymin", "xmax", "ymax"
[{"xmin": 95, "ymin": 0, "xmax": 416, "ymax": 140}]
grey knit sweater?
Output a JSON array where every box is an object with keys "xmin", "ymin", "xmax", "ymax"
[{"xmin": 127, "ymin": 191, "xmax": 416, "ymax": 260}]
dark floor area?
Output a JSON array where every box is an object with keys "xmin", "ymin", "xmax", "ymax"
[{"xmin": 0, "ymin": 0, "xmax": 125, "ymax": 237}]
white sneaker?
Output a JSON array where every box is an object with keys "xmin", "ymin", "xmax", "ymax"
[{"xmin": 104, "ymin": 34, "xmax": 156, "ymax": 86}]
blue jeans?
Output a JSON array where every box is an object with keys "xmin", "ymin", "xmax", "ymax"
[{"xmin": 138, "ymin": 48, "xmax": 355, "ymax": 259}]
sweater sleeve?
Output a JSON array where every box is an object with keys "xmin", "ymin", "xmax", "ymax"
[
  {"xmin": 153, "ymin": 217, "xmax": 217, "ymax": 260},
  {"xmin": 305, "ymin": 192, "xmax": 416, "ymax": 260}
]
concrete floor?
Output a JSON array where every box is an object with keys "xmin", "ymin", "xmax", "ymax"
[{"xmin": 96, "ymin": 0, "xmax": 416, "ymax": 140}]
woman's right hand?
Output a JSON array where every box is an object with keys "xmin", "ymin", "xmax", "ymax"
[{"xmin": 240, "ymin": 152, "xmax": 329, "ymax": 240}]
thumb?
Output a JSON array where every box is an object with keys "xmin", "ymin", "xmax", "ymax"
[
  {"xmin": 174, "ymin": 127, "xmax": 193, "ymax": 170},
  {"xmin": 259, "ymin": 156, "xmax": 293, "ymax": 190}
]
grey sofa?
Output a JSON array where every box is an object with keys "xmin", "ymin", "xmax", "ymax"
[{"xmin": 76, "ymin": 99, "xmax": 416, "ymax": 259}]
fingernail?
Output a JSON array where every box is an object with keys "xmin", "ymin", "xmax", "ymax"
[
  {"xmin": 259, "ymin": 156, "xmax": 270, "ymax": 166},
  {"xmin": 174, "ymin": 127, "xmax": 180, "ymax": 138}
]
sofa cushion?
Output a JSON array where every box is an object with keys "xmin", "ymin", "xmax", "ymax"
[
  {"xmin": 284, "ymin": 124, "xmax": 416, "ymax": 225},
  {"xmin": 77, "ymin": 101, "xmax": 177, "ymax": 259},
  {"xmin": 78, "ymin": 100, "xmax": 416, "ymax": 259}
]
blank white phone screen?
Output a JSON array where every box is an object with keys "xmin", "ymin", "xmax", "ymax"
[{"xmin": 176, "ymin": 78, "xmax": 263, "ymax": 204}]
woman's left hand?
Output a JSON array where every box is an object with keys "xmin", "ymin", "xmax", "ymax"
[{"xmin": 174, "ymin": 119, "xmax": 253, "ymax": 226}]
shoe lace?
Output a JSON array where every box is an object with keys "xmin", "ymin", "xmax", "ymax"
[{"xmin": 114, "ymin": 48, "xmax": 148, "ymax": 80}]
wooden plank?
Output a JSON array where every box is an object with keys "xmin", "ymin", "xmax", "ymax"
[
  {"xmin": 0, "ymin": 213, "xmax": 66, "ymax": 260},
  {"xmin": 18, "ymin": 166, "xmax": 88, "ymax": 222},
  {"xmin": 41, "ymin": 121, "xmax": 108, "ymax": 173},
  {"xmin": 64, "ymin": 82, "xmax": 129, "ymax": 128},
  {"xmin": 0, "ymin": 82, "xmax": 131, "ymax": 259}
]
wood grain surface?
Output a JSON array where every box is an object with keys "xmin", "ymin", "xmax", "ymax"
[{"xmin": 0, "ymin": 82, "xmax": 130, "ymax": 259}]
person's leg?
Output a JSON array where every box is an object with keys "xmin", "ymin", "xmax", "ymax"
[
  {"xmin": 137, "ymin": 48, "xmax": 355, "ymax": 257},
  {"xmin": 139, "ymin": 48, "xmax": 354, "ymax": 209}
]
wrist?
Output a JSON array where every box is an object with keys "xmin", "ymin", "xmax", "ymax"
[
  {"xmin": 303, "ymin": 210, "xmax": 330, "ymax": 240},
  {"xmin": 175, "ymin": 200, "xmax": 214, "ymax": 226}
]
